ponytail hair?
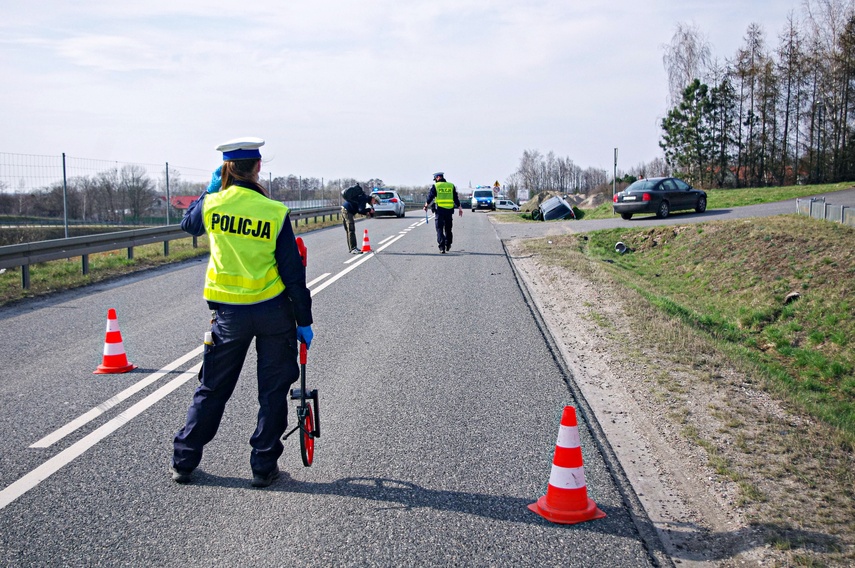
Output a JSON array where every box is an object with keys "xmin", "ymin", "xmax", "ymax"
[{"xmin": 220, "ymin": 159, "xmax": 268, "ymax": 197}]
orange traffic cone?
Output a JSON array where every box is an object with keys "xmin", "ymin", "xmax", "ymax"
[
  {"xmin": 528, "ymin": 406, "xmax": 606, "ymax": 524},
  {"xmin": 360, "ymin": 229, "xmax": 373, "ymax": 253},
  {"xmin": 94, "ymin": 308, "xmax": 137, "ymax": 374}
]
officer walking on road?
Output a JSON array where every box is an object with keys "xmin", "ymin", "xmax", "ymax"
[
  {"xmin": 171, "ymin": 136, "xmax": 314, "ymax": 488},
  {"xmin": 341, "ymin": 183, "xmax": 377, "ymax": 254},
  {"xmin": 423, "ymin": 172, "xmax": 462, "ymax": 253}
]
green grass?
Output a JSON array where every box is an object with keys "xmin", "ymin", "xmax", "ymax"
[{"xmin": 533, "ymin": 214, "xmax": 855, "ymax": 441}]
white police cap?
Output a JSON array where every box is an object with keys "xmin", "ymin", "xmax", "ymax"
[{"xmin": 216, "ymin": 137, "xmax": 265, "ymax": 160}]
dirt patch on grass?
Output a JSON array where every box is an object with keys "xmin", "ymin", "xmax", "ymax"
[{"xmin": 507, "ymin": 238, "xmax": 854, "ymax": 568}]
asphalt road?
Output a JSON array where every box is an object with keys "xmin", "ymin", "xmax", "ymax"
[{"xmin": 0, "ymin": 212, "xmax": 662, "ymax": 566}]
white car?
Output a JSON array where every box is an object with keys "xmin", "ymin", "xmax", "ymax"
[
  {"xmin": 495, "ymin": 199, "xmax": 520, "ymax": 211},
  {"xmin": 370, "ymin": 189, "xmax": 406, "ymax": 218}
]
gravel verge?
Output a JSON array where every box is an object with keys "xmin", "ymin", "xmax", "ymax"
[{"xmin": 506, "ymin": 238, "xmax": 854, "ymax": 568}]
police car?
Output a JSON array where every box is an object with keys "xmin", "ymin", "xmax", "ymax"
[
  {"xmin": 471, "ymin": 189, "xmax": 495, "ymax": 211},
  {"xmin": 370, "ymin": 189, "xmax": 406, "ymax": 218}
]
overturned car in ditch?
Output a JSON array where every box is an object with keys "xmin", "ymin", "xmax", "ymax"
[{"xmin": 531, "ymin": 195, "xmax": 576, "ymax": 221}]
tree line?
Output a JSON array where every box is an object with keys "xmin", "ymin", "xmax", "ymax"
[
  {"xmin": 504, "ymin": 0, "xmax": 855, "ymax": 197},
  {"xmin": 660, "ymin": 0, "xmax": 855, "ymax": 188},
  {"xmin": 0, "ymin": 164, "xmax": 430, "ymax": 225},
  {"xmin": 503, "ymin": 150, "xmax": 671, "ymax": 201}
]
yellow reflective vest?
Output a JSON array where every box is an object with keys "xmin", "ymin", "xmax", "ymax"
[
  {"xmin": 435, "ymin": 181, "xmax": 455, "ymax": 209},
  {"xmin": 202, "ymin": 185, "xmax": 289, "ymax": 305}
]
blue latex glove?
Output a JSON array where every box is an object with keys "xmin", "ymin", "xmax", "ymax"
[
  {"xmin": 206, "ymin": 166, "xmax": 222, "ymax": 193},
  {"xmin": 296, "ymin": 325, "xmax": 314, "ymax": 349}
]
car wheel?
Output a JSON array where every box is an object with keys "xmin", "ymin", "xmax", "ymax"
[
  {"xmin": 696, "ymin": 196, "xmax": 707, "ymax": 213},
  {"xmin": 620, "ymin": 212, "xmax": 633, "ymax": 220},
  {"xmin": 656, "ymin": 201, "xmax": 670, "ymax": 218},
  {"xmin": 471, "ymin": 209, "xmax": 475, "ymax": 213}
]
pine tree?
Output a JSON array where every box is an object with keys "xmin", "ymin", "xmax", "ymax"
[{"xmin": 660, "ymin": 79, "xmax": 714, "ymax": 186}]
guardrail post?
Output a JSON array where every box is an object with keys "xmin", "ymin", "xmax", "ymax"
[
  {"xmin": 82, "ymin": 254, "xmax": 89, "ymax": 276},
  {"xmin": 22, "ymin": 265, "xmax": 30, "ymax": 289},
  {"xmin": 127, "ymin": 247, "xmax": 134, "ymax": 260},
  {"xmin": 163, "ymin": 241, "xmax": 169, "ymax": 256}
]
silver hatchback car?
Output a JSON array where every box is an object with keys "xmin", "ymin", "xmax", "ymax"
[{"xmin": 370, "ymin": 189, "xmax": 406, "ymax": 218}]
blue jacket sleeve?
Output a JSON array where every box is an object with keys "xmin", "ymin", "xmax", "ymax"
[
  {"xmin": 425, "ymin": 185, "xmax": 437, "ymax": 205},
  {"xmin": 356, "ymin": 194, "xmax": 372, "ymax": 215},
  {"xmin": 275, "ymin": 217, "xmax": 313, "ymax": 327},
  {"xmin": 180, "ymin": 193, "xmax": 207, "ymax": 236}
]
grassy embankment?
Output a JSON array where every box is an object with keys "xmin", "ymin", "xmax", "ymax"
[
  {"xmin": 521, "ymin": 188, "xmax": 854, "ymax": 564},
  {"xmin": 521, "ymin": 182, "xmax": 855, "ymax": 438},
  {"xmin": 542, "ymin": 215, "xmax": 854, "ymax": 439},
  {"xmin": 0, "ymin": 216, "xmax": 341, "ymax": 306}
]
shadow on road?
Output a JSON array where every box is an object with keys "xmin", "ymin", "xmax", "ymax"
[{"xmin": 187, "ymin": 473, "xmax": 841, "ymax": 563}]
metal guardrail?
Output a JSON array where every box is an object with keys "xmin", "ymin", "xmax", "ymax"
[
  {"xmin": 0, "ymin": 206, "xmax": 341, "ymax": 289},
  {"xmin": 796, "ymin": 197, "xmax": 855, "ymax": 228}
]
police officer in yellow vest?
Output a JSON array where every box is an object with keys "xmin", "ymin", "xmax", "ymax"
[
  {"xmin": 171, "ymin": 137, "xmax": 313, "ymax": 488},
  {"xmin": 423, "ymin": 172, "xmax": 462, "ymax": 253}
]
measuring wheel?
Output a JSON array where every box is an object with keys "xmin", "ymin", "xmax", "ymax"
[
  {"xmin": 298, "ymin": 402, "xmax": 315, "ymax": 466},
  {"xmin": 283, "ymin": 341, "xmax": 321, "ymax": 466}
]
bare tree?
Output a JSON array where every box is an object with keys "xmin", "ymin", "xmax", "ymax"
[
  {"xmin": 121, "ymin": 164, "xmax": 156, "ymax": 223},
  {"xmin": 662, "ymin": 22, "xmax": 713, "ymax": 107},
  {"xmin": 776, "ymin": 12, "xmax": 807, "ymax": 184}
]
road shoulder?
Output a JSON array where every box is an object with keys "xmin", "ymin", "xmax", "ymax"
[{"xmin": 505, "ymin": 238, "xmax": 807, "ymax": 568}]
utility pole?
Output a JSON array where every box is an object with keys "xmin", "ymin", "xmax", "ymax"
[{"xmin": 613, "ymin": 148, "xmax": 618, "ymax": 198}]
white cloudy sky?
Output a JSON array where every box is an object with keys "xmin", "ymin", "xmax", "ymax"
[{"xmin": 1, "ymin": 1, "xmax": 801, "ymax": 187}]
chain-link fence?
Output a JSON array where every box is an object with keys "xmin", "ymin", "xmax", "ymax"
[
  {"xmin": 0, "ymin": 152, "xmax": 366, "ymax": 232},
  {"xmin": 0, "ymin": 152, "xmax": 212, "ymax": 230}
]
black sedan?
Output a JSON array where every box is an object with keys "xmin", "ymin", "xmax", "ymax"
[{"xmin": 612, "ymin": 177, "xmax": 707, "ymax": 220}]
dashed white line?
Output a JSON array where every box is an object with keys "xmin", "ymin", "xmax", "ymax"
[
  {"xmin": 3, "ymin": 224, "xmax": 412, "ymax": 510},
  {"xmin": 307, "ymin": 273, "xmax": 331, "ymax": 288},
  {"xmin": 30, "ymin": 347, "xmax": 204, "ymax": 449},
  {"xmin": 1, "ymin": 363, "xmax": 202, "ymax": 511}
]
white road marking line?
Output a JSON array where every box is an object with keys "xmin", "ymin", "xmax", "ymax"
[
  {"xmin": 315, "ymin": 253, "xmax": 374, "ymax": 294},
  {"xmin": 1, "ymin": 363, "xmax": 202, "ymax": 511},
  {"xmin": 378, "ymin": 235, "xmax": 396, "ymax": 245},
  {"xmin": 30, "ymin": 347, "xmax": 204, "ymax": 449},
  {"xmin": 7, "ymin": 225, "xmax": 412, "ymax": 509},
  {"xmin": 376, "ymin": 234, "xmax": 406, "ymax": 252},
  {"xmin": 307, "ymin": 273, "xmax": 331, "ymax": 288}
]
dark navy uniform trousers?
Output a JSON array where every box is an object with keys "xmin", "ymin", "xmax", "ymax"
[
  {"xmin": 172, "ymin": 296, "xmax": 298, "ymax": 476},
  {"xmin": 434, "ymin": 206, "xmax": 454, "ymax": 250}
]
